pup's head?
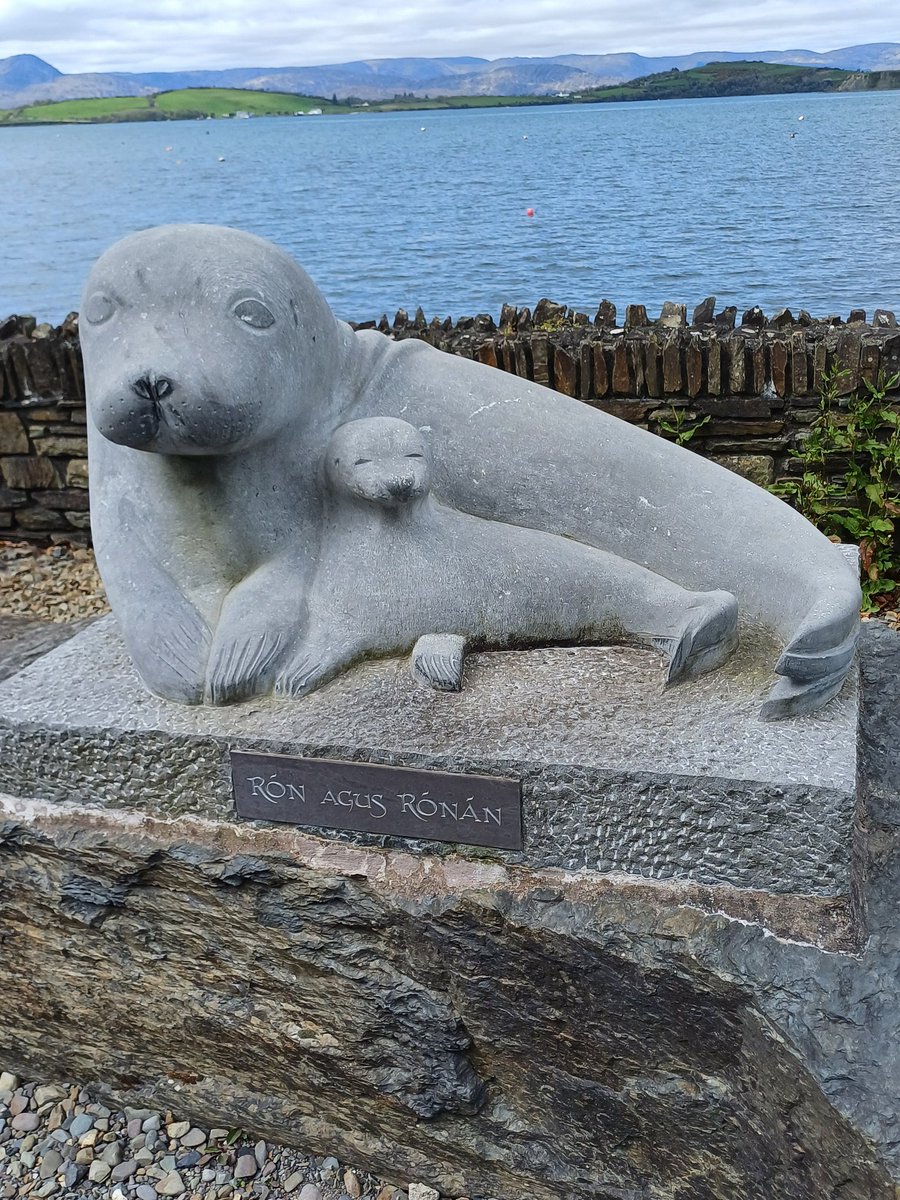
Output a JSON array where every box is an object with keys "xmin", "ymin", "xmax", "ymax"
[
  {"xmin": 81, "ymin": 224, "xmax": 343, "ymax": 455},
  {"xmin": 327, "ymin": 417, "xmax": 430, "ymax": 507}
]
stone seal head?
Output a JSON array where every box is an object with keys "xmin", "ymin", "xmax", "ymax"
[
  {"xmin": 326, "ymin": 417, "xmax": 430, "ymax": 508},
  {"xmin": 80, "ymin": 223, "xmax": 344, "ymax": 455}
]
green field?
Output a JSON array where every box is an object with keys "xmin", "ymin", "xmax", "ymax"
[
  {"xmin": 152, "ymin": 88, "xmax": 340, "ymax": 116},
  {"xmin": 0, "ymin": 95, "xmax": 150, "ymax": 122},
  {"xmin": 0, "ymin": 88, "xmax": 345, "ymax": 125}
]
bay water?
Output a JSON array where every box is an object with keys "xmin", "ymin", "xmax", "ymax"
[{"xmin": 1, "ymin": 88, "xmax": 898, "ymax": 325}]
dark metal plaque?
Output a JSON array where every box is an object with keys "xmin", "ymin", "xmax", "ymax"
[{"xmin": 231, "ymin": 751, "xmax": 522, "ymax": 850}]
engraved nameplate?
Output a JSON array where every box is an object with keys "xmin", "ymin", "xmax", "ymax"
[{"xmin": 231, "ymin": 751, "xmax": 523, "ymax": 850}]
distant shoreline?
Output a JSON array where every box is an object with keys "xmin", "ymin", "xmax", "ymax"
[{"xmin": 2, "ymin": 62, "xmax": 899, "ymax": 128}]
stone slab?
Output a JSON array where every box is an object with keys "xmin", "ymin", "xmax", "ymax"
[
  {"xmin": 0, "ymin": 617, "xmax": 858, "ymax": 924},
  {"xmin": 0, "ymin": 615, "xmax": 89, "ymax": 683}
]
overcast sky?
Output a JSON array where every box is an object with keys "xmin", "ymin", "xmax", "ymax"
[{"xmin": 1, "ymin": 0, "xmax": 897, "ymax": 74}]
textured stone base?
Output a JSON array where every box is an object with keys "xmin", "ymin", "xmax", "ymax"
[
  {"xmin": 0, "ymin": 792, "xmax": 895, "ymax": 1200},
  {"xmin": 0, "ymin": 624, "xmax": 898, "ymax": 1197},
  {"xmin": 0, "ymin": 617, "xmax": 858, "ymax": 943}
]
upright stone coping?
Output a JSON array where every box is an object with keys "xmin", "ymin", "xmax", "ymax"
[{"xmin": 0, "ymin": 616, "xmax": 858, "ymax": 944}]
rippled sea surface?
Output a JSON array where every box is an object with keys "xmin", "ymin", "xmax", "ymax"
[{"xmin": 2, "ymin": 89, "xmax": 899, "ymax": 324}]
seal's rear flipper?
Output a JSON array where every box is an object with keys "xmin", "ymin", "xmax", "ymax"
[
  {"xmin": 775, "ymin": 628, "xmax": 858, "ymax": 682},
  {"xmin": 659, "ymin": 589, "xmax": 739, "ymax": 685},
  {"xmin": 412, "ymin": 633, "xmax": 466, "ymax": 692},
  {"xmin": 760, "ymin": 667, "xmax": 849, "ymax": 721},
  {"xmin": 760, "ymin": 581, "xmax": 860, "ymax": 718}
]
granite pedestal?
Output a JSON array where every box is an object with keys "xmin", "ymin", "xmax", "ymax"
[
  {"xmin": 0, "ymin": 616, "xmax": 858, "ymax": 943},
  {"xmin": 1, "ymin": 619, "xmax": 897, "ymax": 1200}
]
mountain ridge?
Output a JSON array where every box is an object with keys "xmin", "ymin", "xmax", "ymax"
[{"xmin": 1, "ymin": 43, "xmax": 899, "ymax": 108}]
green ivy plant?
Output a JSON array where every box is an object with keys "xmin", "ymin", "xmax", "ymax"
[{"xmin": 770, "ymin": 366, "xmax": 900, "ymax": 611}]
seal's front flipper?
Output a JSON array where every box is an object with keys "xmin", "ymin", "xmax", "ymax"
[
  {"xmin": 660, "ymin": 589, "xmax": 739, "ymax": 685},
  {"xmin": 140, "ymin": 606, "xmax": 212, "ymax": 706},
  {"xmin": 411, "ymin": 633, "xmax": 466, "ymax": 692},
  {"xmin": 205, "ymin": 631, "xmax": 288, "ymax": 705}
]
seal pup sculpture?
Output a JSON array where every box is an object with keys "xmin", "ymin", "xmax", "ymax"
[
  {"xmin": 274, "ymin": 417, "xmax": 739, "ymax": 696},
  {"xmin": 82, "ymin": 224, "xmax": 860, "ymax": 716}
]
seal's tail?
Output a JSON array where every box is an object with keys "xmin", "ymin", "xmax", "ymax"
[{"xmin": 658, "ymin": 589, "xmax": 739, "ymax": 685}]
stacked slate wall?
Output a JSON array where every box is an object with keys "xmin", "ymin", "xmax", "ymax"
[{"xmin": 1, "ymin": 301, "xmax": 899, "ymax": 544}]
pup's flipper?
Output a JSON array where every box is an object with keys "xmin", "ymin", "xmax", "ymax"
[
  {"xmin": 411, "ymin": 633, "xmax": 466, "ymax": 692},
  {"xmin": 657, "ymin": 589, "xmax": 739, "ymax": 685}
]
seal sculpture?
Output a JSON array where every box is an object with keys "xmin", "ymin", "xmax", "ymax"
[
  {"xmin": 273, "ymin": 416, "xmax": 739, "ymax": 696},
  {"xmin": 81, "ymin": 223, "xmax": 861, "ymax": 717}
]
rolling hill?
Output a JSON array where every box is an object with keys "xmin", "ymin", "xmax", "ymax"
[{"xmin": 0, "ymin": 42, "xmax": 898, "ymax": 108}]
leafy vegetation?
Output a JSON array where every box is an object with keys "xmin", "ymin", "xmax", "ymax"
[
  {"xmin": 771, "ymin": 368, "xmax": 900, "ymax": 611},
  {"xmin": 653, "ymin": 407, "xmax": 711, "ymax": 446},
  {"xmin": 580, "ymin": 61, "xmax": 857, "ymax": 103}
]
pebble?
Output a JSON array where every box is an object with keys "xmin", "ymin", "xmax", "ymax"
[
  {"xmin": 345, "ymin": 1170, "xmax": 362, "ymax": 1198},
  {"xmin": 70, "ymin": 1113, "xmax": 94, "ymax": 1137},
  {"xmin": 408, "ymin": 1187, "xmax": 440, "ymax": 1200},
  {"xmin": 11, "ymin": 1112, "xmax": 40, "ymax": 1132},
  {"xmin": 166, "ymin": 1120, "xmax": 191, "ymax": 1139},
  {"xmin": 34, "ymin": 1085, "xmax": 67, "ymax": 1107},
  {"xmin": 234, "ymin": 1152, "xmax": 258, "ymax": 1179},
  {"xmin": 136, "ymin": 1187, "xmax": 159, "ymax": 1200},
  {"xmin": 9, "ymin": 1095, "xmax": 29, "ymax": 1117},
  {"xmin": 0, "ymin": 1073, "xmax": 19, "ymax": 1091},
  {"xmin": 39, "ymin": 1147, "xmax": 62, "ymax": 1177},
  {"xmin": 157, "ymin": 1171, "xmax": 186, "ymax": 1196},
  {"xmin": 88, "ymin": 1160, "xmax": 111, "ymax": 1182},
  {"xmin": 111, "ymin": 1157, "xmax": 139, "ymax": 1180},
  {"xmin": 181, "ymin": 1126, "xmax": 206, "ymax": 1147},
  {"xmin": 284, "ymin": 1175, "xmax": 307, "ymax": 1194},
  {"xmin": 254, "ymin": 1138, "xmax": 267, "ymax": 1167},
  {"xmin": 100, "ymin": 1140, "xmax": 124, "ymax": 1165}
]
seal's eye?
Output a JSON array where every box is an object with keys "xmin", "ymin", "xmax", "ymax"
[
  {"xmin": 233, "ymin": 298, "xmax": 275, "ymax": 329},
  {"xmin": 354, "ymin": 458, "xmax": 371, "ymax": 466},
  {"xmin": 405, "ymin": 453, "xmax": 424, "ymax": 458},
  {"xmin": 84, "ymin": 292, "xmax": 115, "ymax": 326}
]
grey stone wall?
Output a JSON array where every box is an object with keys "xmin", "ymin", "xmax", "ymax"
[{"xmin": 1, "ymin": 303, "xmax": 898, "ymax": 544}]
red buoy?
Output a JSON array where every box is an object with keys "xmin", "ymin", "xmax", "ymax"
[{"xmin": 526, "ymin": 207, "xmax": 535, "ymax": 217}]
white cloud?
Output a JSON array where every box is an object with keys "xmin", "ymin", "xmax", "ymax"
[{"xmin": 0, "ymin": 0, "xmax": 897, "ymax": 74}]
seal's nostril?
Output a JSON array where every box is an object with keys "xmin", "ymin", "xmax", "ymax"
[{"xmin": 131, "ymin": 375, "xmax": 173, "ymax": 402}]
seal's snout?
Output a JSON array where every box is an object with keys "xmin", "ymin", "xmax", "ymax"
[
  {"xmin": 131, "ymin": 374, "xmax": 174, "ymax": 403},
  {"xmin": 387, "ymin": 476, "xmax": 418, "ymax": 501}
]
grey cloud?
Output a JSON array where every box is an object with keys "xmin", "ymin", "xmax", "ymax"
[{"xmin": 1, "ymin": 0, "xmax": 898, "ymax": 74}]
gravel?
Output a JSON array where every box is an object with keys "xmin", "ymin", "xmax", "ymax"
[
  {"xmin": 0, "ymin": 1070, "xmax": 484, "ymax": 1200},
  {"xmin": 0, "ymin": 539, "xmax": 109, "ymax": 623}
]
